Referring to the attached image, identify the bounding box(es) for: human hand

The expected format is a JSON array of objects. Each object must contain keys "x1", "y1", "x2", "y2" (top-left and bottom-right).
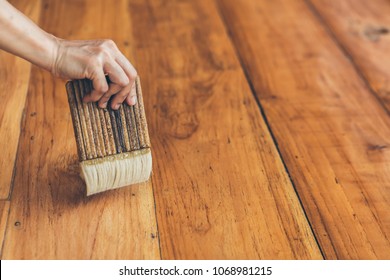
[
  {"x1": 52, "y1": 38, "x2": 137, "y2": 109},
  {"x1": 0, "y1": 1, "x2": 137, "y2": 109}
]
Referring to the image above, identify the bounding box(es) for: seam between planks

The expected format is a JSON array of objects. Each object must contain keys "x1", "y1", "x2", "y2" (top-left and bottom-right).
[
  {"x1": 130, "y1": 52, "x2": 162, "y2": 258},
  {"x1": 0, "y1": 105, "x2": 29, "y2": 258},
  {"x1": 0, "y1": 0, "x2": 41, "y2": 258},
  {"x1": 214, "y1": 0, "x2": 326, "y2": 259},
  {"x1": 151, "y1": 178, "x2": 163, "y2": 260},
  {"x1": 0, "y1": 68, "x2": 32, "y2": 260},
  {"x1": 304, "y1": 0, "x2": 390, "y2": 115},
  {"x1": 0, "y1": 201, "x2": 11, "y2": 259},
  {"x1": 7, "y1": 102, "x2": 29, "y2": 201}
]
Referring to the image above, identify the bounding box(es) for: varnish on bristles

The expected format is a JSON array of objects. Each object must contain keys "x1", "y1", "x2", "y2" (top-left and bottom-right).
[{"x1": 66, "y1": 77, "x2": 152, "y2": 195}]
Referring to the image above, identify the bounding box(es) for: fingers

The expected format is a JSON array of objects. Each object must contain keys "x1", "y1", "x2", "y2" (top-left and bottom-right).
[
  {"x1": 113, "y1": 49, "x2": 138, "y2": 107},
  {"x1": 80, "y1": 39, "x2": 138, "y2": 109},
  {"x1": 110, "y1": 85, "x2": 132, "y2": 110},
  {"x1": 116, "y1": 52, "x2": 138, "y2": 83},
  {"x1": 83, "y1": 70, "x2": 108, "y2": 103},
  {"x1": 125, "y1": 82, "x2": 137, "y2": 106},
  {"x1": 97, "y1": 83, "x2": 122, "y2": 108},
  {"x1": 104, "y1": 60, "x2": 129, "y2": 87},
  {"x1": 100, "y1": 81, "x2": 136, "y2": 109}
]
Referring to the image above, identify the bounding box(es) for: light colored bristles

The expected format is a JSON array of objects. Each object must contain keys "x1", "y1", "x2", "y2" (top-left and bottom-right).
[{"x1": 80, "y1": 148, "x2": 152, "y2": 195}]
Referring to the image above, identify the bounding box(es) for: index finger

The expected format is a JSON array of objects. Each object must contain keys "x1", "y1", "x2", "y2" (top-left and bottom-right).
[
  {"x1": 83, "y1": 70, "x2": 108, "y2": 102},
  {"x1": 115, "y1": 51, "x2": 138, "y2": 81}
]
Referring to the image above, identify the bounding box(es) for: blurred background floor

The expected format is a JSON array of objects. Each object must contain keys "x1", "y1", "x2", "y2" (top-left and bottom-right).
[{"x1": 0, "y1": 0, "x2": 389, "y2": 259}]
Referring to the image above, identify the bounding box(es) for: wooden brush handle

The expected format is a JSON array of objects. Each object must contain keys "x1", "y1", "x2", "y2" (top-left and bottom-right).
[{"x1": 66, "y1": 77, "x2": 151, "y2": 162}]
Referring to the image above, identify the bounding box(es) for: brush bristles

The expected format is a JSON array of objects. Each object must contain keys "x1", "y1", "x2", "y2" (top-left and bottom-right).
[
  {"x1": 66, "y1": 77, "x2": 152, "y2": 195},
  {"x1": 80, "y1": 148, "x2": 152, "y2": 195}
]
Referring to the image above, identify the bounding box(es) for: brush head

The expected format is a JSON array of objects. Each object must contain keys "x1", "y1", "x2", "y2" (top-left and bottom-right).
[{"x1": 66, "y1": 77, "x2": 152, "y2": 195}]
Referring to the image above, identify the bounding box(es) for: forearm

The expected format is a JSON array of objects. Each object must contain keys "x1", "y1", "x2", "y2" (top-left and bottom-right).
[
  {"x1": 0, "y1": 0, "x2": 137, "y2": 109},
  {"x1": 0, "y1": 0, "x2": 57, "y2": 71}
]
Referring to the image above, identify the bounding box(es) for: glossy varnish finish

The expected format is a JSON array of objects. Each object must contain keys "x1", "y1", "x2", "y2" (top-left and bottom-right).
[
  {"x1": 0, "y1": 0, "x2": 389, "y2": 259},
  {"x1": 131, "y1": 0, "x2": 321, "y2": 259},
  {"x1": 0, "y1": 0, "x2": 40, "y2": 199},
  {"x1": 1, "y1": 0, "x2": 159, "y2": 259},
  {"x1": 0, "y1": 0, "x2": 41, "y2": 257},
  {"x1": 2, "y1": 0, "x2": 322, "y2": 259},
  {"x1": 308, "y1": 0, "x2": 390, "y2": 112},
  {"x1": 218, "y1": 0, "x2": 390, "y2": 259},
  {"x1": 0, "y1": 202, "x2": 10, "y2": 256}
]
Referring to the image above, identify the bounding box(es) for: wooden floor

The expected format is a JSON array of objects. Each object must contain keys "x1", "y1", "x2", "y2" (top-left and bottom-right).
[{"x1": 0, "y1": 0, "x2": 389, "y2": 259}]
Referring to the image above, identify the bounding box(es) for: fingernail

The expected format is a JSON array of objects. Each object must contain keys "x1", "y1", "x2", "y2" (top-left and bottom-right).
[
  {"x1": 114, "y1": 103, "x2": 121, "y2": 110},
  {"x1": 102, "y1": 102, "x2": 108, "y2": 108},
  {"x1": 130, "y1": 95, "x2": 137, "y2": 105}
]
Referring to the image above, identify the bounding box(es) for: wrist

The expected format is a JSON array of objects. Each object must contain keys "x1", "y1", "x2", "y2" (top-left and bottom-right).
[
  {"x1": 47, "y1": 34, "x2": 62, "y2": 76},
  {"x1": 0, "y1": 0, "x2": 61, "y2": 73}
]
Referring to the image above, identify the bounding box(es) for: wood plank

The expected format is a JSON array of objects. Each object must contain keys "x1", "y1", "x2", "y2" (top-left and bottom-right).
[
  {"x1": 308, "y1": 0, "x2": 390, "y2": 112},
  {"x1": 218, "y1": 0, "x2": 390, "y2": 259},
  {"x1": 2, "y1": 0, "x2": 159, "y2": 259},
  {"x1": 0, "y1": 201, "x2": 10, "y2": 258},
  {"x1": 0, "y1": 0, "x2": 41, "y2": 199},
  {"x1": 131, "y1": 0, "x2": 322, "y2": 259}
]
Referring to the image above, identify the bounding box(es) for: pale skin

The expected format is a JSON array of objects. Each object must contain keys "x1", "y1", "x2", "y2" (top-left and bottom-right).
[{"x1": 0, "y1": 0, "x2": 137, "y2": 110}]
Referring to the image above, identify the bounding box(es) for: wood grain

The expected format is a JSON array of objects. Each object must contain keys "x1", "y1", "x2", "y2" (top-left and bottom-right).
[
  {"x1": 0, "y1": 201, "x2": 10, "y2": 258},
  {"x1": 0, "y1": 0, "x2": 41, "y2": 199},
  {"x1": 218, "y1": 0, "x2": 390, "y2": 259},
  {"x1": 2, "y1": 0, "x2": 159, "y2": 259},
  {"x1": 308, "y1": 0, "x2": 390, "y2": 112},
  {"x1": 131, "y1": 0, "x2": 322, "y2": 259},
  {"x1": 66, "y1": 78, "x2": 149, "y2": 159}
]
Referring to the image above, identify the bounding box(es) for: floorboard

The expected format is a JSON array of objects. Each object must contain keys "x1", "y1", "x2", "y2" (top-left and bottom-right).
[
  {"x1": 218, "y1": 0, "x2": 390, "y2": 259},
  {"x1": 308, "y1": 0, "x2": 390, "y2": 112},
  {"x1": 131, "y1": 0, "x2": 322, "y2": 259},
  {"x1": 0, "y1": 0, "x2": 40, "y2": 199},
  {"x1": 1, "y1": 0, "x2": 159, "y2": 259},
  {"x1": 0, "y1": 201, "x2": 10, "y2": 257}
]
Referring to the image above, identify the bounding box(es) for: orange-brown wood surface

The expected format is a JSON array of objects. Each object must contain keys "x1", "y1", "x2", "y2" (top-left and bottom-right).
[
  {"x1": 0, "y1": 201, "x2": 10, "y2": 255},
  {"x1": 1, "y1": 0, "x2": 159, "y2": 259},
  {"x1": 1, "y1": 0, "x2": 389, "y2": 260},
  {"x1": 0, "y1": 0, "x2": 40, "y2": 199},
  {"x1": 0, "y1": 0, "x2": 323, "y2": 259},
  {"x1": 2, "y1": 68, "x2": 160, "y2": 259},
  {"x1": 308, "y1": 0, "x2": 390, "y2": 111},
  {"x1": 131, "y1": 0, "x2": 321, "y2": 259},
  {"x1": 218, "y1": 0, "x2": 390, "y2": 259}
]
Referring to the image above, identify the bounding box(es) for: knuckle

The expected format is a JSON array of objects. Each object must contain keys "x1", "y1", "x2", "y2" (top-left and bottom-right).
[
  {"x1": 111, "y1": 75, "x2": 129, "y2": 87},
  {"x1": 103, "y1": 39, "x2": 116, "y2": 49},
  {"x1": 102, "y1": 95, "x2": 110, "y2": 102},
  {"x1": 119, "y1": 90, "x2": 130, "y2": 97},
  {"x1": 93, "y1": 45, "x2": 110, "y2": 58},
  {"x1": 129, "y1": 69, "x2": 137, "y2": 79},
  {"x1": 98, "y1": 97, "x2": 109, "y2": 106},
  {"x1": 89, "y1": 94, "x2": 101, "y2": 102},
  {"x1": 86, "y1": 57, "x2": 102, "y2": 71},
  {"x1": 97, "y1": 49, "x2": 110, "y2": 61},
  {"x1": 95, "y1": 83, "x2": 108, "y2": 94},
  {"x1": 108, "y1": 84, "x2": 121, "y2": 94},
  {"x1": 101, "y1": 84, "x2": 109, "y2": 93},
  {"x1": 118, "y1": 77, "x2": 129, "y2": 87}
]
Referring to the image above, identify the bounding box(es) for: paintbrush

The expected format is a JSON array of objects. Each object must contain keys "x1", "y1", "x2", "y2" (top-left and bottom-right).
[{"x1": 66, "y1": 77, "x2": 152, "y2": 195}]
